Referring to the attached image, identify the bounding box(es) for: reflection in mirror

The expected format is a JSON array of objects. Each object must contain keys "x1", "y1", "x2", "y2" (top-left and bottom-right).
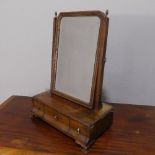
[{"x1": 55, "y1": 16, "x2": 100, "y2": 104}]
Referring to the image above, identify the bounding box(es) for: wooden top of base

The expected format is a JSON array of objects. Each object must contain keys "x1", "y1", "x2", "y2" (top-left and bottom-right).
[{"x1": 33, "y1": 91, "x2": 113, "y2": 127}]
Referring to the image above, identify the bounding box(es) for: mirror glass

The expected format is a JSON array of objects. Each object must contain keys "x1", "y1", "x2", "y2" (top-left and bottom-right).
[{"x1": 55, "y1": 16, "x2": 100, "y2": 104}]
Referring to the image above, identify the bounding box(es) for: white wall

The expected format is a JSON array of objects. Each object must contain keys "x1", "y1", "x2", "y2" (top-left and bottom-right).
[{"x1": 0, "y1": 0, "x2": 155, "y2": 105}]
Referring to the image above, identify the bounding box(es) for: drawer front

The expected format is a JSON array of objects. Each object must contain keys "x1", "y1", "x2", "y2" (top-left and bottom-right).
[
  {"x1": 44, "y1": 106, "x2": 69, "y2": 133},
  {"x1": 32, "y1": 101, "x2": 44, "y2": 117},
  {"x1": 69, "y1": 120, "x2": 88, "y2": 142}
]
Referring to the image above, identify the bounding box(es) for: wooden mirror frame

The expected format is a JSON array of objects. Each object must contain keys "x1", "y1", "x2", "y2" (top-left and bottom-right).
[{"x1": 51, "y1": 11, "x2": 109, "y2": 110}]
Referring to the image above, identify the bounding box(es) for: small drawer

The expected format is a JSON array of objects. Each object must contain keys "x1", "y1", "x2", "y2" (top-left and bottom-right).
[
  {"x1": 44, "y1": 106, "x2": 69, "y2": 133},
  {"x1": 69, "y1": 120, "x2": 88, "y2": 141},
  {"x1": 32, "y1": 101, "x2": 44, "y2": 117}
]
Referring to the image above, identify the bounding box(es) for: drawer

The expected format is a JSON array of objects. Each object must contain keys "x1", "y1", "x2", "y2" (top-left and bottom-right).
[
  {"x1": 32, "y1": 101, "x2": 44, "y2": 117},
  {"x1": 44, "y1": 106, "x2": 69, "y2": 133},
  {"x1": 69, "y1": 119, "x2": 88, "y2": 142}
]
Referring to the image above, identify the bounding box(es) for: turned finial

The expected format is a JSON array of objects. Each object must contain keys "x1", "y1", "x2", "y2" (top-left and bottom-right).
[
  {"x1": 55, "y1": 12, "x2": 57, "y2": 17},
  {"x1": 105, "y1": 10, "x2": 109, "y2": 16}
]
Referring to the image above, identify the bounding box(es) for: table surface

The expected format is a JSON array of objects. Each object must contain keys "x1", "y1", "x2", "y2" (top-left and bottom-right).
[{"x1": 0, "y1": 96, "x2": 155, "y2": 155}]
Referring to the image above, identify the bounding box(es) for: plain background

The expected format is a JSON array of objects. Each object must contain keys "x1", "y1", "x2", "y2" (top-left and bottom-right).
[{"x1": 0, "y1": 0, "x2": 155, "y2": 105}]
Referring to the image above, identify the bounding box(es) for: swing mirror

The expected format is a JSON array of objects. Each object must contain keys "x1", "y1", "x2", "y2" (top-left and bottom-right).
[{"x1": 51, "y1": 11, "x2": 108, "y2": 109}]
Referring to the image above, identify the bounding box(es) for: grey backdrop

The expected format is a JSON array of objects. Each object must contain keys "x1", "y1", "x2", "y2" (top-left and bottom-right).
[{"x1": 0, "y1": 0, "x2": 155, "y2": 105}]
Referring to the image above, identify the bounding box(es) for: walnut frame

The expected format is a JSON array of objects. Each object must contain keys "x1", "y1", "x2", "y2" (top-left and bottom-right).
[{"x1": 50, "y1": 11, "x2": 109, "y2": 110}]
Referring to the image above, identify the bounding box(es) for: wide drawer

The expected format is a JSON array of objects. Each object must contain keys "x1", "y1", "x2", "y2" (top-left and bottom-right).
[{"x1": 43, "y1": 106, "x2": 69, "y2": 133}]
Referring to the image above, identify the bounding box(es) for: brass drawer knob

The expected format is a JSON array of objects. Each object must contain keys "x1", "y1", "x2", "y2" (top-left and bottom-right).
[
  {"x1": 54, "y1": 115, "x2": 58, "y2": 120},
  {"x1": 76, "y1": 128, "x2": 80, "y2": 134}
]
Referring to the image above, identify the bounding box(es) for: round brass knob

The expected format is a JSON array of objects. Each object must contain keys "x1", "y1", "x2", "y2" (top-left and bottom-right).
[
  {"x1": 76, "y1": 128, "x2": 80, "y2": 134},
  {"x1": 54, "y1": 115, "x2": 58, "y2": 120}
]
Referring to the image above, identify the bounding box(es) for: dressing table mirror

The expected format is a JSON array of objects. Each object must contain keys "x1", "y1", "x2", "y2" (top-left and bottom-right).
[{"x1": 32, "y1": 10, "x2": 113, "y2": 150}]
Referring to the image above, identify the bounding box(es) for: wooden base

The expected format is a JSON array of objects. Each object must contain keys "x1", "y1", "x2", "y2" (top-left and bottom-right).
[{"x1": 32, "y1": 91, "x2": 113, "y2": 150}]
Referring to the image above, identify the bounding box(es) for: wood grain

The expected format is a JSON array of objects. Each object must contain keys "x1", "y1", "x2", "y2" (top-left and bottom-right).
[
  {"x1": 0, "y1": 96, "x2": 15, "y2": 110},
  {"x1": 0, "y1": 147, "x2": 52, "y2": 155},
  {"x1": 0, "y1": 96, "x2": 155, "y2": 154}
]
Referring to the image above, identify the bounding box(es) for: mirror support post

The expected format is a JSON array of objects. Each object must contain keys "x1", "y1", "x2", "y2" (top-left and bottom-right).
[
  {"x1": 51, "y1": 13, "x2": 58, "y2": 93},
  {"x1": 94, "y1": 14, "x2": 109, "y2": 112}
]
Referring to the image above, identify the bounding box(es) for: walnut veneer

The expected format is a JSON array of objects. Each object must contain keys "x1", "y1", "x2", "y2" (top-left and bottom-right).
[{"x1": 32, "y1": 91, "x2": 113, "y2": 149}]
